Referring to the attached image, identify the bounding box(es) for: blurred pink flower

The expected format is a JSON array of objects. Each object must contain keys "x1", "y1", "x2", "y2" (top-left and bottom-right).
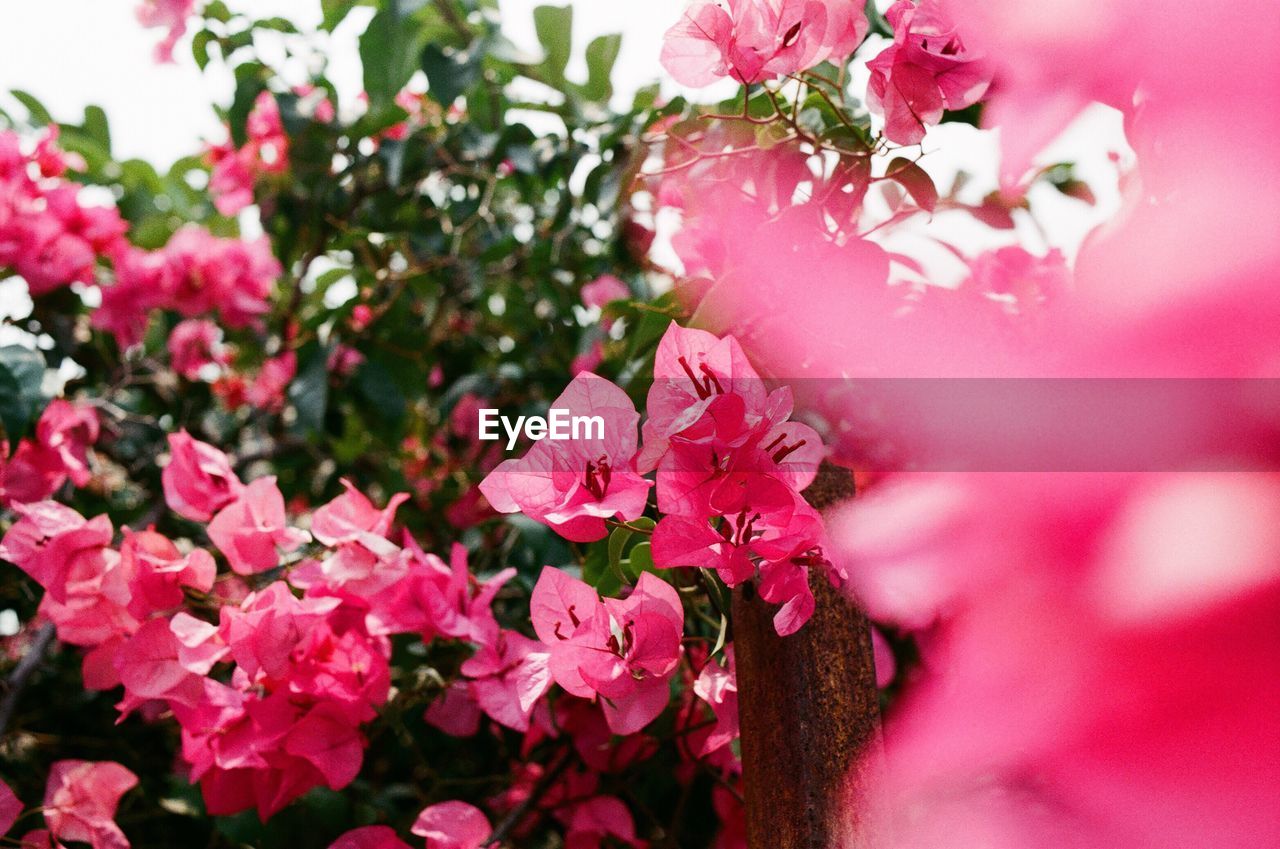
[{"x1": 662, "y1": 0, "x2": 867, "y2": 87}]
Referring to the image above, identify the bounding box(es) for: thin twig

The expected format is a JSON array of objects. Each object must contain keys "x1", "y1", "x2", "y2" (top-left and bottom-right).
[
  {"x1": 484, "y1": 747, "x2": 573, "y2": 847},
  {"x1": 0, "y1": 622, "x2": 57, "y2": 737}
]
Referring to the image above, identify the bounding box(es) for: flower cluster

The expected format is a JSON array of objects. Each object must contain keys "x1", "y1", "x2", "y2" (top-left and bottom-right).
[
  {"x1": 0, "y1": 400, "x2": 99, "y2": 508},
  {"x1": 646, "y1": 325, "x2": 830, "y2": 635},
  {"x1": 93, "y1": 224, "x2": 282, "y2": 349},
  {"x1": 661, "y1": 0, "x2": 868, "y2": 87},
  {"x1": 206, "y1": 92, "x2": 290, "y2": 216},
  {"x1": 0, "y1": 431, "x2": 511, "y2": 821},
  {"x1": 0, "y1": 128, "x2": 128, "y2": 296},
  {"x1": 661, "y1": 0, "x2": 991, "y2": 145}
]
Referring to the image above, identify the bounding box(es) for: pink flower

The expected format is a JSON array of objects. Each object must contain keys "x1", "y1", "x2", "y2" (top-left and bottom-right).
[
  {"x1": 329, "y1": 827, "x2": 413, "y2": 849},
  {"x1": 637, "y1": 323, "x2": 787, "y2": 472},
  {"x1": 662, "y1": 0, "x2": 868, "y2": 87},
  {"x1": 866, "y1": 0, "x2": 991, "y2": 145},
  {"x1": 0, "y1": 439, "x2": 66, "y2": 506},
  {"x1": 207, "y1": 476, "x2": 309, "y2": 575},
  {"x1": 581, "y1": 274, "x2": 630, "y2": 310},
  {"x1": 168, "y1": 319, "x2": 225, "y2": 380},
  {"x1": 161, "y1": 431, "x2": 245, "y2": 522},
  {"x1": 162, "y1": 226, "x2": 281, "y2": 329},
  {"x1": 92, "y1": 247, "x2": 172, "y2": 349},
  {"x1": 570, "y1": 340, "x2": 605, "y2": 376},
  {"x1": 207, "y1": 92, "x2": 290, "y2": 215},
  {"x1": 0, "y1": 501, "x2": 114, "y2": 604},
  {"x1": 411, "y1": 801, "x2": 490, "y2": 849},
  {"x1": 33, "y1": 400, "x2": 98, "y2": 487},
  {"x1": 135, "y1": 0, "x2": 195, "y2": 63},
  {"x1": 43, "y1": 760, "x2": 138, "y2": 849},
  {"x1": 0, "y1": 777, "x2": 21, "y2": 836},
  {"x1": 693, "y1": 647, "x2": 739, "y2": 754},
  {"x1": 479, "y1": 372, "x2": 652, "y2": 543},
  {"x1": 832, "y1": 472, "x2": 1280, "y2": 849},
  {"x1": 459, "y1": 629, "x2": 552, "y2": 732},
  {"x1": 119, "y1": 527, "x2": 216, "y2": 618},
  {"x1": 246, "y1": 352, "x2": 297, "y2": 412},
  {"x1": 532, "y1": 568, "x2": 683, "y2": 735}
]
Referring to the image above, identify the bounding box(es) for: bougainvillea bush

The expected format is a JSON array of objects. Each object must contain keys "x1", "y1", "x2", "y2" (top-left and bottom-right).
[{"x1": 1, "y1": 1, "x2": 1277, "y2": 848}]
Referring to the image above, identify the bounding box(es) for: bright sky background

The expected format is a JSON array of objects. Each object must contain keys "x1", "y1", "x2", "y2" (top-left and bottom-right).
[{"x1": 0, "y1": 0, "x2": 712, "y2": 167}]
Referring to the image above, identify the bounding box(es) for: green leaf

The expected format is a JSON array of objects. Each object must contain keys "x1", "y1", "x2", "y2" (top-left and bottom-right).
[
  {"x1": 583, "y1": 539, "x2": 621, "y2": 597},
  {"x1": 532, "y1": 5, "x2": 572, "y2": 84},
  {"x1": 360, "y1": 0, "x2": 427, "y2": 113},
  {"x1": 582, "y1": 34, "x2": 621, "y2": 102},
  {"x1": 321, "y1": 0, "x2": 362, "y2": 31},
  {"x1": 421, "y1": 43, "x2": 480, "y2": 106},
  {"x1": 607, "y1": 525, "x2": 632, "y2": 574},
  {"x1": 10, "y1": 90, "x2": 52, "y2": 126},
  {"x1": 0, "y1": 346, "x2": 46, "y2": 440},
  {"x1": 81, "y1": 105, "x2": 111, "y2": 155},
  {"x1": 623, "y1": 541, "x2": 654, "y2": 581},
  {"x1": 287, "y1": 344, "x2": 330, "y2": 434},
  {"x1": 886, "y1": 157, "x2": 938, "y2": 213}
]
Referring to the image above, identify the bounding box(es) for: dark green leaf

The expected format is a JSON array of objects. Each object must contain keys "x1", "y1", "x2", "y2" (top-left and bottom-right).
[
  {"x1": 421, "y1": 43, "x2": 481, "y2": 106},
  {"x1": 582, "y1": 34, "x2": 621, "y2": 103},
  {"x1": 0, "y1": 345, "x2": 46, "y2": 440},
  {"x1": 360, "y1": 0, "x2": 427, "y2": 112},
  {"x1": 532, "y1": 5, "x2": 572, "y2": 84}
]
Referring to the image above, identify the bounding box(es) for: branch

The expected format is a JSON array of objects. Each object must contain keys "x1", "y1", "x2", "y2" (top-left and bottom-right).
[
  {"x1": 484, "y1": 747, "x2": 573, "y2": 847},
  {"x1": 0, "y1": 622, "x2": 57, "y2": 737}
]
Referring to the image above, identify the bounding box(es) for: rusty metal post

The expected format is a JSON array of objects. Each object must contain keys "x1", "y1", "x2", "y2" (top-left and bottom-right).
[{"x1": 732, "y1": 462, "x2": 883, "y2": 849}]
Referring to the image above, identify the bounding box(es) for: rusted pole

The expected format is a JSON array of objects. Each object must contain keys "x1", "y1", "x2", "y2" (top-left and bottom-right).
[{"x1": 732, "y1": 462, "x2": 883, "y2": 849}]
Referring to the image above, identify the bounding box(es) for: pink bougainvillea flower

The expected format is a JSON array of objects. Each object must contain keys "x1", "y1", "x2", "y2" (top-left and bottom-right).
[
  {"x1": 0, "y1": 501, "x2": 114, "y2": 604},
  {"x1": 113, "y1": 617, "x2": 205, "y2": 713},
  {"x1": 311, "y1": 479, "x2": 409, "y2": 549},
  {"x1": 866, "y1": 0, "x2": 991, "y2": 145},
  {"x1": 161, "y1": 430, "x2": 245, "y2": 522},
  {"x1": 831, "y1": 472, "x2": 1280, "y2": 849},
  {"x1": 167, "y1": 319, "x2": 226, "y2": 380},
  {"x1": 0, "y1": 438, "x2": 66, "y2": 507},
  {"x1": 207, "y1": 476, "x2": 309, "y2": 575},
  {"x1": 661, "y1": 0, "x2": 868, "y2": 87},
  {"x1": 119, "y1": 527, "x2": 216, "y2": 618},
  {"x1": 219, "y1": 583, "x2": 341, "y2": 681},
  {"x1": 35, "y1": 400, "x2": 98, "y2": 487},
  {"x1": 532, "y1": 567, "x2": 683, "y2": 734},
  {"x1": 207, "y1": 92, "x2": 290, "y2": 216},
  {"x1": 581, "y1": 273, "x2": 630, "y2": 313},
  {"x1": 479, "y1": 372, "x2": 651, "y2": 543},
  {"x1": 246, "y1": 351, "x2": 297, "y2": 413},
  {"x1": 459, "y1": 629, "x2": 552, "y2": 732},
  {"x1": 693, "y1": 647, "x2": 739, "y2": 754},
  {"x1": 162, "y1": 225, "x2": 282, "y2": 329},
  {"x1": 43, "y1": 760, "x2": 138, "y2": 849},
  {"x1": 562, "y1": 795, "x2": 644, "y2": 849},
  {"x1": 328, "y1": 826, "x2": 413, "y2": 849},
  {"x1": 0, "y1": 777, "x2": 21, "y2": 835},
  {"x1": 411, "y1": 800, "x2": 491, "y2": 849},
  {"x1": 135, "y1": 0, "x2": 195, "y2": 63}
]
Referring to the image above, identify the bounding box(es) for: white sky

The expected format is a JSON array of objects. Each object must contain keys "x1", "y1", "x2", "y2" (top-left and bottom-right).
[{"x1": 0, "y1": 0, "x2": 709, "y2": 166}]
